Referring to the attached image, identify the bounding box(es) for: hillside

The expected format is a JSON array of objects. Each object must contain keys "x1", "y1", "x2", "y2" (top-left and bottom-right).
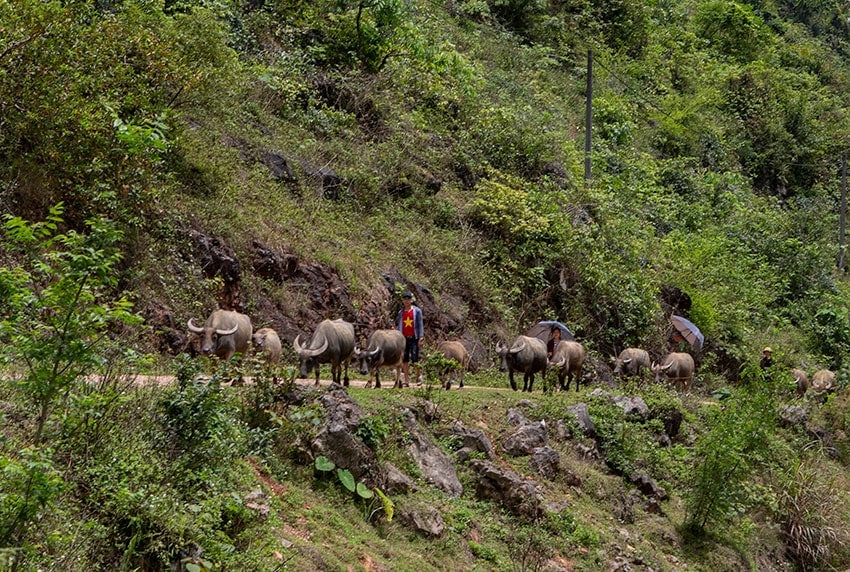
[{"x1": 1, "y1": 0, "x2": 850, "y2": 570}]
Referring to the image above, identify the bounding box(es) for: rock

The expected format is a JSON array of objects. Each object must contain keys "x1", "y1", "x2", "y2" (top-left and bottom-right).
[
  {"x1": 502, "y1": 421, "x2": 548, "y2": 456},
  {"x1": 613, "y1": 395, "x2": 650, "y2": 420},
  {"x1": 507, "y1": 407, "x2": 528, "y2": 427},
  {"x1": 629, "y1": 473, "x2": 667, "y2": 501},
  {"x1": 310, "y1": 388, "x2": 380, "y2": 484},
  {"x1": 261, "y1": 151, "x2": 295, "y2": 182},
  {"x1": 446, "y1": 421, "x2": 494, "y2": 460},
  {"x1": 564, "y1": 403, "x2": 595, "y2": 437},
  {"x1": 400, "y1": 409, "x2": 462, "y2": 497},
  {"x1": 529, "y1": 446, "x2": 560, "y2": 479},
  {"x1": 244, "y1": 490, "x2": 270, "y2": 517},
  {"x1": 396, "y1": 504, "x2": 445, "y2": 538},
  {"x1": 779, "y1": 405, "x2": 808, "y2": 427},
  {"x1": 468, "y1": 459, "x2": 544, "y2": 521},
  {"x1": 382, "y1": 462, "x2": 417, "y2": 495}
]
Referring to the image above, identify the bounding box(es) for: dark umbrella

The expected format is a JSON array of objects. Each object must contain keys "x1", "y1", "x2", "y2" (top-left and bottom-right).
[
  {"x1": 671, "y1": 315, "x2": 704, "y2": 350},
  {"x1": 526, "y1": 320, "x2": 574, "y2": 342}
]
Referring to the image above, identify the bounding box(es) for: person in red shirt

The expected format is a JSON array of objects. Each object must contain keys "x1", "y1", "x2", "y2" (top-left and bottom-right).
[{"x1": 396, "y1": 290, "x2": 424, "y2": 386}]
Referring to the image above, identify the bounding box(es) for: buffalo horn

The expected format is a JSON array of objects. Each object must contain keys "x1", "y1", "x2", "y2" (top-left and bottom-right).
[
  {"x1": 187, "y1": 318, "x2": 205, "y2": 334},
  {"x1": 509, "y1": 341, "x2": 526, "y2": 354},
  {"x1": 297, "y1": 334, "x2": 329, "y2": 357},
  {"x1": 622, "y1": 358, "x2": 632, "y2": 364},
  {"x1": 215, "y1": 324, "x2": 239, "y2": 336},
  {"x1": 368, "y1": 347, "x2": 381, "y2": 357},
  {"x1": 293, "y1": 334, "x2": 303, "y2": 352}
]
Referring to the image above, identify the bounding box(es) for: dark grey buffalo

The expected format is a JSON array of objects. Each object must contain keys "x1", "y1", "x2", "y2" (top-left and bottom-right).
[
  {"x1": 652, "y1": 352, "x2": 695, "y2": 391},
  {"x1": 613, "y1": 348, "x2": 650, "y2": 378},
  {"x1": 434, "y1": 340, "x2": 470, "y2": 390},
  {"x1": 549, "y1": 340, "x2": 585, "y2": 391},
  {"x1": 252, "y1": 327, "x2": 282, "y2": 365},
  {"x1": 496, "y1": 335, "x2": 548, "y2": 392},
  {"x1": 187, "y1": 310, "x2": 253, "y2": 361},
  {"x1": 353, "y1": 329, "x2": 405, "y2": 389},
  {"x1": 294, "y1": 319, "x2": 355, "y2": 386}
]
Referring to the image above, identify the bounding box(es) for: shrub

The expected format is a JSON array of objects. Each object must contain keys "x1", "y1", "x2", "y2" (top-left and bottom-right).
[{"x1": 684, "y1": 369, "x2": 781, "y2": 534}]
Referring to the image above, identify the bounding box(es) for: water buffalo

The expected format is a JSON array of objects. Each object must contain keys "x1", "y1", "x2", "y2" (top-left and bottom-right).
[
  {"x1": 353, "y1": 329, "x2": 404, "y2": 389},
  {"x1": 810, "y1": 369, "x2": 836, "y2": 393},
  {"x1": 252, "y1": 327, "x2": 282, "y2": 365},
  {"x1": 652, "y1": 352, "x2": 695, "y2": 391},
  {"x1": 187, "y1": 310, "x2": 253, "y2": 361},
  {"x1": 613, "y1": 348, "x2": 650, "y2": 378},
  {"x1": 549, "y1": 340, "x2": 585, "y2": 391},
  {"x1": 294, "y1": 319, "x2": 355, "y2": 386},
  {"x1": 434, "y1": 340, "x2": 470, "y2": 390},
  {"x1": 496, "y1": 335, "x2": 548, "y2": 392},
  {"x1": 791, "y1": 368, "x2": 808, "y2": 397}
]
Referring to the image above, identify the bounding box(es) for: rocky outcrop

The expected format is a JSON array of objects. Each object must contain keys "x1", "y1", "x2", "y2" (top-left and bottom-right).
[
  {"x1": 502, "y1": 421, "x2": 548, "y2": 456},
  {"x1": 400, "y1": 409, "x2": 463, "y2": 497},
  {"x1": 468, "y1": 459, "x2": 544, "y2": 521}
]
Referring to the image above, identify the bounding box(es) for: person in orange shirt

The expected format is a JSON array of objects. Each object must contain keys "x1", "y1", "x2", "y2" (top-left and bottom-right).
[{"x1": 396, "y1": 291, "x2": 424, "y2": 386}]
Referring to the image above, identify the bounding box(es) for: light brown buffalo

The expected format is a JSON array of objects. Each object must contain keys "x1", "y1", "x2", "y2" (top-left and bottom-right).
[
  {"x1": 252, "y1": 327, "x2": 282, "y2": 365},
  {"x1": 434, "y1": 341, "x2": 470, "y2": 390},
  {"x1": 810, "y1": 369, "x2": 836, "y2": 393},
  {"x1": 549, "y1": 340, "x2": 585, "y2": 392},
  {"x1": 613, "y1": 348, "x2": 651, "y2": 378},
  {"x1": 188, "y1": 309, "x2": 253, "y2": 361},
  {"x1": 652, "y1": 352, "x2": 695, "y2": 391}
]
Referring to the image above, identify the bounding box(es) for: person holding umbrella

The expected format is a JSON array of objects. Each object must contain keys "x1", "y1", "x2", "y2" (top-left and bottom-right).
[{"x1": 547, "y1": 326, "x2": 562, "y2": 358}]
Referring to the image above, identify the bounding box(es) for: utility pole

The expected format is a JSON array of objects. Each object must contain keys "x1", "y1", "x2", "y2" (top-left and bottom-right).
[
  {"x1": 584, "y1": 49, "x2": 593, "y2": 186},
  {"x1": 839, "y1": 154, "x2": 847, "y2": 270}
]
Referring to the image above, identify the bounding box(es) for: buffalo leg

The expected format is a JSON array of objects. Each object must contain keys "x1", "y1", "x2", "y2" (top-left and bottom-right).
[
  {"x1": 524, "y1": 373, "x2": 533, "y2": 392},
  {"x1": 343, "y1": 360, "x2": 350, "y2": 387},
  {"x1": 509, "y1": 371, "x2": 517, "y2": 391},
  {"x1": 375, "y1": 371, "x2": 381, "y2": 389}
]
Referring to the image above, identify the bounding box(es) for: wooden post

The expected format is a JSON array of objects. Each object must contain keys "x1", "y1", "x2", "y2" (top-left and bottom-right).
[
  {"x1": 839, "y1": 154, "x2": 847, "y2": 270},
  {"x1": 584, "y1": 49, "x2": 593, "y2": 186}
]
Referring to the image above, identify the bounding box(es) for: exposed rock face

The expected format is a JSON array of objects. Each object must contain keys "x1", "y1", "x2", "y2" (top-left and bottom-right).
[
  {"x1": 396, "y1": 503, "x2": 445, "y2": 538},
  {"x1": 382, "y1": 463, "x2": 417, "y2": 495},
  {"x1": 309, "y1": 388, "x2": 380, "y2": 485},
  {"x1": 444, "y1": 421, "x2": 494, "y2": 461},
  {"x1": 502, "y1": 421, "x2": 548, "y2": 456},
  {"x1": 779, "y1": 405, "x2": 808, "y2": 427},
  {"x1": 400, "y1": 410, "x2": 463, "y2": 497},
  {"x1": 529, "y1": 446, "x2": 560, "y2": 479},
  {"x1": 563, "y1": 403, "x2": 596, "y2": 437},
  {"x1": 629, "y1": 473, "x2": 667, "y2": 501},
  {"x1": 613, "y1": 395, "x2": 650, "y2": 420},
  {"x1": 468, "y1": 459, "x2": 544, "y2": 521}
]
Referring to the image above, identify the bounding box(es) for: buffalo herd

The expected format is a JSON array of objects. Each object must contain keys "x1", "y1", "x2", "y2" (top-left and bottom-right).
[{"x1": 187, "y1": 309, "x2": 831, "y2": 395}]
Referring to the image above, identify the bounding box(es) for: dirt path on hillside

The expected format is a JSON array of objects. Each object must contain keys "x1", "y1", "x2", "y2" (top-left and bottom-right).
[{"x1": 125, "y1": 373, "x2": 512, "y2": 392}]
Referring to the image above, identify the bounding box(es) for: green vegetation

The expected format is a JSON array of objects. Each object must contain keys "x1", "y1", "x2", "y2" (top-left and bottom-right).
[{"x1": 3, "y1": 0, "x2": 850, "y2": 569}]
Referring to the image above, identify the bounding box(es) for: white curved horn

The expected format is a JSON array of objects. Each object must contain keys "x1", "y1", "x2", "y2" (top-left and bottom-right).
[
  {"x1": 215, "y1": 324, "x2": 239, "y2": 336},
  {"x1": 622, "y1": 358, "x2": 632, "y2": 364},
  {"x1": 187, "y1": 318, "x2": 205, "y2": 334},
  {"x1": 509, "y1": 341, "x2": 526, "y2": 354},
  {"x1": 300, "y1": 335, "x2": 330, "y2": 357}
]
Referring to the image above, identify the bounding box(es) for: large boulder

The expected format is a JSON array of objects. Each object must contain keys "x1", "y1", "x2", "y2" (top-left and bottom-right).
[
  {"x1": 396, "y1": 503, "x2": 445, "y2": 538},
  {"x1": 400, "y1": 410, "x2": 463, "y2": 497},
  {"x1": 443, "y1": 421, "x2": 494, "y2": 461},
  {"x1": 563, "y1": 403, "x2": 595, "y2": 437},
  {"x1": 310, "y1": 388, "x2": 380, "y2": 485},
  {"x1": 502, "y1": 421, "x2": 548, "y2": 456},
  {"x1": 468, "y1": 459, "x2": 544, "y2": 521},
  {"x1": 529, "y1": 446, "x2": 560, "y2": 480}
]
